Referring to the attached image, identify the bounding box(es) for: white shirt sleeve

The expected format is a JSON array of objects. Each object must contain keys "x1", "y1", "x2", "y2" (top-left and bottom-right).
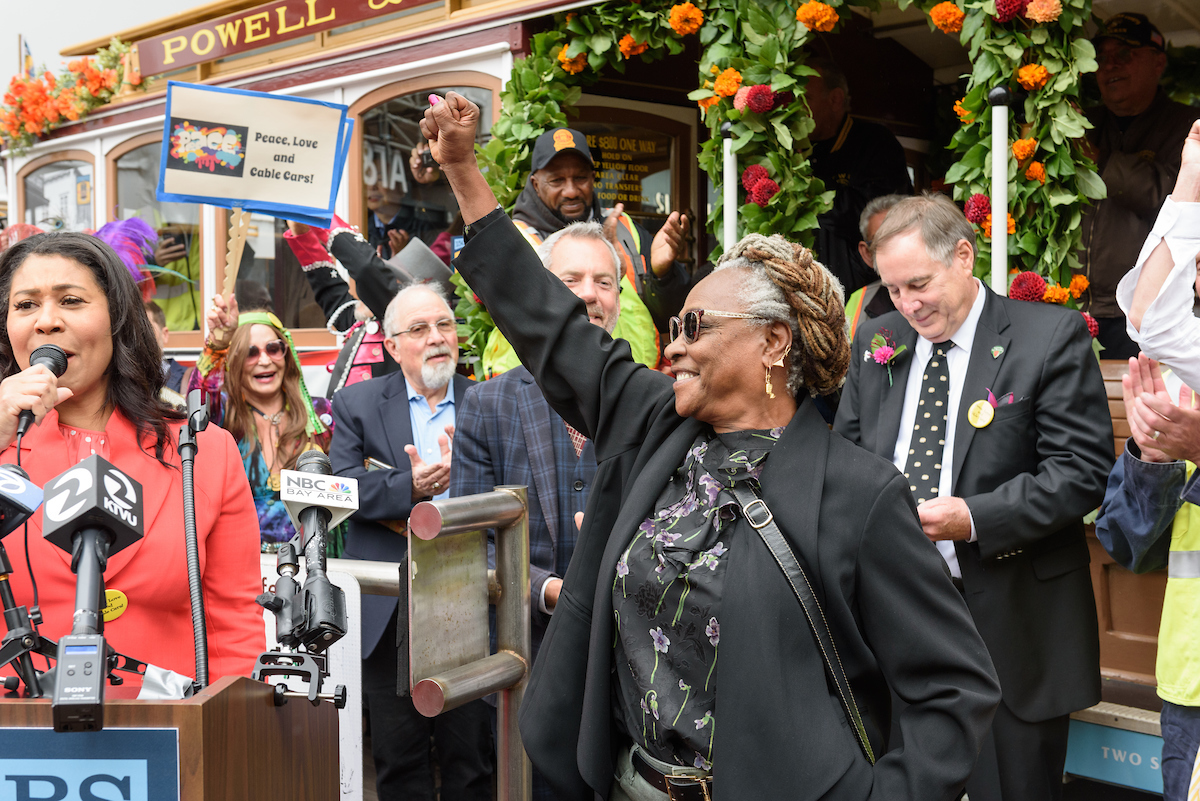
[
  {"x1": 539, "y1": 578, "x2": 554, "y2": 615},
  {"x1": 1117, "y1": 196, "x2": 1200, "y2": 390}
]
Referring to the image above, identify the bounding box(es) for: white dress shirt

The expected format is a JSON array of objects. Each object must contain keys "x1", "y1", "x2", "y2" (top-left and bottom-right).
[
  {"x1": 891, "y1": 279, "x2": 986, "y2": 577},
  {"x1": 1116, "y1": 196, "x2": 1200, "y2": 392}
]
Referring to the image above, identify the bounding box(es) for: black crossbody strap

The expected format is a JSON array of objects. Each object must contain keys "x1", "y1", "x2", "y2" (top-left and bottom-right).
[{"x1": 730, "y1": 483, "x2": 876, "y2": 765}]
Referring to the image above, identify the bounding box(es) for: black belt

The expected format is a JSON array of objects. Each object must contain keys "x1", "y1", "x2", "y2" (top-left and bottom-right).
[{"x1": 631, "y1": 750, "x2": 712, "y2": 801}]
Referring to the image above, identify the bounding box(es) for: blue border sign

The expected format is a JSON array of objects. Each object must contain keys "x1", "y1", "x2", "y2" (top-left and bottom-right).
[
  {"x1": 0, "y1": 727, "x2": 179, "y2": 800},
  {"x1": 156, "y1": 82, "x2": 353, "y2": 227},
  {"x1": 1064, "y1": 719, "x2": 1164, "y2": 794}
]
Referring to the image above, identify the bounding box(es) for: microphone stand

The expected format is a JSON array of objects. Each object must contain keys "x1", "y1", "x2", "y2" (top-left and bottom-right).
[
  {"x1": 178, "y1": 389, "x2": 210, "y2": 688},
  {"x1": 0, "y1": 539, "x2": 50, "y2": 697}
]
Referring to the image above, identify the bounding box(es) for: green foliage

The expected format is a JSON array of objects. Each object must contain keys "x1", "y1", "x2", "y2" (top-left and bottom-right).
[
  {"x1": 1164, "y1": 45, "x2": 1200, "y2": 107},
  {"x1": 928, "y1": 0, "x2": 1101, "y2": 287}
]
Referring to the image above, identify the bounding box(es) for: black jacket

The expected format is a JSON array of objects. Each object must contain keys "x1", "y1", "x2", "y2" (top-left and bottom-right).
[{"x1": 457, "y1": 213, "x2": 1000, "y2": 800}]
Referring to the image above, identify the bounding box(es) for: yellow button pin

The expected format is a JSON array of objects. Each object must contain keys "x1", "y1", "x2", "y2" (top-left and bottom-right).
[
  {"x1": 967, "y1": 399, "x2": 994, "y2": 428},
  {"x1": 103, "y1": 589, "x2": 129, "y2": 622}
]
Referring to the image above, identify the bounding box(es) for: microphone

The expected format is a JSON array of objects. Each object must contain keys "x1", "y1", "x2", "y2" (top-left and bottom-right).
[
  {"x1": 16, "y1": 345, "x2": 68, "y2": 439},
  {"x1": 276, "y1": 450, "x2": 356, "y2": 652},
  {"x1": 41, "y1": 454, "x2": 144, "y2": 732},
  {"x1": 0, "y1": 463, "x2": 43, "y2": 538}
]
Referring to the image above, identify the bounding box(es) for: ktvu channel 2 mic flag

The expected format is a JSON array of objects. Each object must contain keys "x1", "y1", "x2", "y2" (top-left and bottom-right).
[{"x1": 156, "y1": 82, "x2": 354, "y2": 227}]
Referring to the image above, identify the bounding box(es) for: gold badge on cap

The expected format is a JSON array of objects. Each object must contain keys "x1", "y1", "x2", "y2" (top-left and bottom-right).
[
  {"x1": 967, "y1": 399, "x2": 994, "y2": 428},
  {"x1": 552, "y1": 129, "x2": 576, "y2": 151},
  {"x1": 103, "y1": 589, "x2": 129, "y2": 622}
]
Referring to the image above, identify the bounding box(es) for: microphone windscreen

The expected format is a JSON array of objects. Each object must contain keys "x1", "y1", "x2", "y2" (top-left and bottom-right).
[
  {"x1": 296, "y1": 449, "x2": 331, "y2": 475},
  {"x1": 29, "y1": 344, "x2": 67, "y2": 377}
]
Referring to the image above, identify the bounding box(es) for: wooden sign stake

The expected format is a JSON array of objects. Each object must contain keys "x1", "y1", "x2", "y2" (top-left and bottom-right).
[{"x1": 224, "y1": 208, "x2": 251, "y2": 300}]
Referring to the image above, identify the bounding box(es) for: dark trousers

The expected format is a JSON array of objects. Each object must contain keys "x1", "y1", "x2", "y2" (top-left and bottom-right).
[
  {"x1": 965, "y1": 701, "x2": 1070, "y2": 801},
  {"x1": 1096, "y1": 315, "x2": 1140, "y2": 361},
  {"x1": 363, "y1": 609, "x2": 494, "y2": 801},
  {"x1": 1160, "y1": 701, "x2": 1200, "y2": 801}
]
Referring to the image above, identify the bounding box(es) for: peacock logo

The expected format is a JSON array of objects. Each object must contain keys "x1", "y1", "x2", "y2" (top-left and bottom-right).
[{"x1": 329, "y1": 482, "x2": 352, "y2": 495}]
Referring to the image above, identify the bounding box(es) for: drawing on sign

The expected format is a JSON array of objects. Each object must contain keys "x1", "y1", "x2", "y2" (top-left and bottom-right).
[{"x1": 167, "y1": 119, "x2": 249, "y2": 177}]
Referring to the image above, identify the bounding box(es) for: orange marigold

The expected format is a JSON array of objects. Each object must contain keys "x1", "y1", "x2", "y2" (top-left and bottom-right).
[
  {"x1": 1012, "y1": 137, "x2": 1037, "y2": 161},
  {"x1": 980, "y1": 213, "x2": 1017, "y2": 239},
  {"x1": 1068, "y1": 273, "x2": 1089, "y2": 299},
  {"x1": 669, "y1": 2, "x2": 704, "y2": 36},
  {"x1": 698, "y1": 96, "x2": 720, "y2": 115},
  {"x1": 1025, "y1": 161, "x2": 1046, "y2": 184},
  {"x1": 1016, "y1": 63, "x2": 1050, "y2": 91},
  {"x1": 1025, "y1": 0, "x2": 1062, "y2": 23},
  {"x1": 954, "y1": 98, "x2": 974, "y2": 124},
  {"x1": 619, "y1": 34, "x2": 648, "y2": 59},
  {"x1": 796, "y1": 1, "x2": 838, "y2": 32},
  {"x1": 930, "y1": 2, "x2": 965, "y2": 34},
  {"x1": 1043, "y1": 285, "x2": 1070, "y2": 304},
  {"x1": 713, "y1": 68, "x2": 743, "y2": 98},
  {"x1": 557, "y1": 46, "x2": 587, "y2": 75}
]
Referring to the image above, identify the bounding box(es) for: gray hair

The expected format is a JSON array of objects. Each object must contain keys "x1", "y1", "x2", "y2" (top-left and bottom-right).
[
  {"x1": 872, "y1": 192, "x2": 978, "y2": 267},
  {"x1": 383, "y1": 283, "x2": 453, "y2": 338},
  {"x1": 536, "y1": 221, "x2": 622, "y2": 280},
  {"x1": 714, "y1": 233, "x2": 850, "y2": 396},
  {"x1": 858, "y1": 193, "x2": 908, "y2": 242}
]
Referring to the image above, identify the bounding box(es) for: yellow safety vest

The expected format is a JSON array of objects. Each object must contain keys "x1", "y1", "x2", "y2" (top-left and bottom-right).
[{"x1": 1157, "y1": 461, "x2": 1200, "y2": 707}]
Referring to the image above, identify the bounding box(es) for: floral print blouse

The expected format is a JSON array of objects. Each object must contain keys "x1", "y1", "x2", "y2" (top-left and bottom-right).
[{"x1": 612, "y1": 426, "x2": 782, "y2": 770}]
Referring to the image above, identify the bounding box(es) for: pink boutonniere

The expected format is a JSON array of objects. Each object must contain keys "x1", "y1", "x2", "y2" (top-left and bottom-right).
[{"x1": 866, "y1": 329, "x2": 908, "y2": 386}]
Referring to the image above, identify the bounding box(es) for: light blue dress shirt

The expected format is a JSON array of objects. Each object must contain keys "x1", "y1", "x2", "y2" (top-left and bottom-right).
[{"x1": 407, "y1": 378, "x2": 456, "y2": 501}]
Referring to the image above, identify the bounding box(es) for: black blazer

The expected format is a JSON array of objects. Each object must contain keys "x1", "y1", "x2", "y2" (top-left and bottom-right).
[
  {"x1": 330, "y1": 369, "x2": 474, "y2": 658},
  {"x1": 834, "y1": 288, "x2": 1114, "y2": 722},
  {"x1": 456, "y1": 215, "x2": 1001, "y2": 800}
]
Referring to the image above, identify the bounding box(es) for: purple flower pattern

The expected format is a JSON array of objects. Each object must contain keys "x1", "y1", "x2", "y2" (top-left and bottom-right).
[{"x1": 611, "y1": 427, "x2": 780, "y2": 771}]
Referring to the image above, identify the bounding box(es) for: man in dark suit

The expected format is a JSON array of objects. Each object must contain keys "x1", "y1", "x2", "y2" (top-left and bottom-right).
[
  {"x1": 330, "y1": 284, "x2": 490, "y2": 801},
  {"x1": 834, "y1": 193, "x2": 1114, "y2": 801}
]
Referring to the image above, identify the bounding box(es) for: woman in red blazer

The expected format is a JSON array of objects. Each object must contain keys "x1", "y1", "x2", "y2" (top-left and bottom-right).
[{"x1": 0, "y1": 232, "x2": 264, "y2": 692}]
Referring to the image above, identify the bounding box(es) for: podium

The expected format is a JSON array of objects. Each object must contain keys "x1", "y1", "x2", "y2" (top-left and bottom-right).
[{"x1": 0, "y1": 676, "x2": 338, "y2": 800}]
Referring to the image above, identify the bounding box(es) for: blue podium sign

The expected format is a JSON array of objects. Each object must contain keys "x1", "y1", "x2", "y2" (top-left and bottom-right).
[{"x1": 0, "y1": 728, "x2": 178, "y2": 801}]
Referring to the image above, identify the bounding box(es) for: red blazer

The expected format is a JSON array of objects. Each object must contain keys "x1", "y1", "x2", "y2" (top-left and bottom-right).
[{"x1": 0, "y1": 409, "x2": 265, "y2": 689}]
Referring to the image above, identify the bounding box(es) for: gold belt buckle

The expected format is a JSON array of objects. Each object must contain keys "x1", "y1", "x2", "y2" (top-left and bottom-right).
[{"x1": 665, "y1": 774, "x2": 711, "y2": 801}]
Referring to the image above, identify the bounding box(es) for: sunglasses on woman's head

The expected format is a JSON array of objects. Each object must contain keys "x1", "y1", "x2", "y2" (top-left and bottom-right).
[
  {"x1": 246, "y1": 339, "x2": 287, "y2": 361},
  {"x1": 669, "y1": 309, "x2": 764, "y2": 344}
]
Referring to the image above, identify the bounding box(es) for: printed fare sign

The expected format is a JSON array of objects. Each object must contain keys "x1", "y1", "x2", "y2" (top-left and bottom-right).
[{"x1": 157, "y1": 82, "x2": 353, "y2": 226}]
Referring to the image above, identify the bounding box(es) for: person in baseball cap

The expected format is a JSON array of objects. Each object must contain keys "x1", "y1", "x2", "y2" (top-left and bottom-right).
[{"x1": 1094, "y1": 12, "x2": 1166, "y2": 52}]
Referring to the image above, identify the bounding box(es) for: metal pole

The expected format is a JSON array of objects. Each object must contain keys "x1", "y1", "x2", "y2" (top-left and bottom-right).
[
  {"x1": 721, "y1": 121, "x2": 737, "y2": 252},
  {"x1": 410, "y1": 493, "x2": 526, "y2": 538},
  {"x1": 988, "y1": 88, "x2": 1011, "y2": 295},
  {"x1": 494, "y1": 485, "x2": 532, "y2": 801},
  {"x1": 266, "y1": 555, "x2": 502, "y2": 604}
]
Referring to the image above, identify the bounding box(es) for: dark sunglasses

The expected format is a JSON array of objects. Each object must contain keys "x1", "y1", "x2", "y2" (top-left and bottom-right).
[
  {"x1": 246, "y1": 339, "x2": 288, "y2": 361},
  {"x1": 669, "y1": 309, "x2": 763, "y2": 344}
]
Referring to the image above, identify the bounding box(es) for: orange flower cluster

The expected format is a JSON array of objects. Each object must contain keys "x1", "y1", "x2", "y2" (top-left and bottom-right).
[
  {"x1": 1025, "y1": 0, "x2": 1063, "y2": 23},
  {"x1": 954, "y1": 98, "x2": 974, "y2": 124},
  {"x1": 68, "y1": 57, "x2": 118, "y2": 97},
  {"x1": 1025, "y1": 161, "x2": 1046, "y2": 183},
  {"x1": 1043, "y1": 285, "x2": 1070, "y2": 304},
  {"x1": 669, "y1": 2, "x2": 704, "y2": 36},
  {"x1": 1016, "y1": 63, "x2": 1050, "y2": 91},
  {"x1": 558, "y1": 46, "x2": 587, "y2": 74},
  {"x1": 1, "y1": 72, "x2": 82, "y2": 141},
  {"x1": 698, "y1": 95, "x2": 720, "y2": 115},
  {"x1": 1012, "y1": 137, "x2": 1037, "y2": 161},
  {"x1": 980, "y1": 213, "x2": 1017, "y2": 239},
  {"x1": 1068, "y1": 273, "x2": 1089, "y2": 298},
  {"x1": 796, "y1": 1, "x2": 839, "y2": 32},
  {"x1": 619, "y1": 35, "x2": 648, "y2": 59},
  {"x1": 930, "y1": 2, "x2": 965, "y2": 34},
  {"x1": 713, "y1": 68, "x2": 743, "y2": 97}
]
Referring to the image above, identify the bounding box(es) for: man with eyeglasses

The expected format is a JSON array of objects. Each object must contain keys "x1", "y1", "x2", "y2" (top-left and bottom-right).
[
  {"x1": 329, "y1": 284, "x2": 491, "y2": 801},
  {"x1": 1078, "y1": 11, "x2": 1195, "y2": 359}
]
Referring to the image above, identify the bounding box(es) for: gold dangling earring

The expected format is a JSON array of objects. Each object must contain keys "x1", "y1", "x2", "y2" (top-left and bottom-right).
[
  {"x1": 765, "y1": 364, "x2": 775, "y2": 399},
  {"x1": 766, "y1": 344, "x2": 790, "y2": 399}
]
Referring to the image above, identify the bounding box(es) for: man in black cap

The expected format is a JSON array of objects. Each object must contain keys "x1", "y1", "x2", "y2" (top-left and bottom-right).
[
  {"x1": 1078, "y1": 11, "x2": 1196, "y2": 359},
  {"x1": 512, "y1": 127, "x2": 692, "y2": 334}
]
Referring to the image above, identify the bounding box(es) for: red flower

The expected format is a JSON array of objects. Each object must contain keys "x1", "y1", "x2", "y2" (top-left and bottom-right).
[
  {"x1": 994, "y1": 0, "x2": 1028, "y2": 23},
  {"x1": 1080, "y1": 311, "x2": 1099, "y2": 338},
  {"x1": 773, "y1": 90, "x2": 795, "y2": 109},
  {"x1": 751, "y1": 178, "x2": 781, "y2": 207},
  {"x1": 963, "y1": 193, "x2": 990, "y2": 224},
  {"x1": 741, "y1": 164, "x2": 769, "y2": 192},
  {"x1": 1008, "y1": 271, "x2": 1048, "y2": 302},
  {"x1": 746, "y1": 84, "x2": 777, "y2": 114}
]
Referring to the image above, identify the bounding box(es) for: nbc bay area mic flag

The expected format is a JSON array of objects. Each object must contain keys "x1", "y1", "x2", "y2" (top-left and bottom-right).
[{"x1": 156, "y1": 82, "x2": 353, "y2": 227}]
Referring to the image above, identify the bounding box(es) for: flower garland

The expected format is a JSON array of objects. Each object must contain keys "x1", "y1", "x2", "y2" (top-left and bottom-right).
[
  {"x1": 915, "y1": 0, "x2": 1103, "y2": 287},
  {"x1": 1, "y1": 39, "x2": 139, "y2": 155}
]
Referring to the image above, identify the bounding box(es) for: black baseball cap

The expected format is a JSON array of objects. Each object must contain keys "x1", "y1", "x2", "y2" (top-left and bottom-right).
[
  {"x1": 530, "y1": 128, "x2": 594, "y2": 172},
  {"x1": 1094, "y1": 12, "x2": 1166, "y2": 51}
]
